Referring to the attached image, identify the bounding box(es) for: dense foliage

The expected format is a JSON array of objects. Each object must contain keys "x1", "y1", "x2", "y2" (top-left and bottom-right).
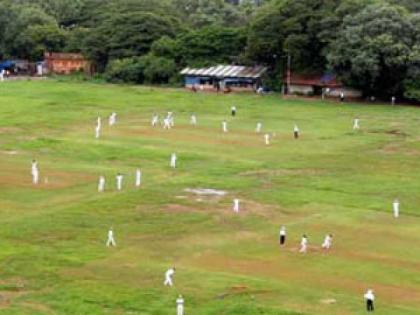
[{"x1": 0, "y1": 0, "x2": 418, "y2": 100}]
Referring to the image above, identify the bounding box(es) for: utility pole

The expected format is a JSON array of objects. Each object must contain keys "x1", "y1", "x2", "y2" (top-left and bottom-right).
[{"x1": 287, "y1": 52, "x2": 291, "y2": 95}]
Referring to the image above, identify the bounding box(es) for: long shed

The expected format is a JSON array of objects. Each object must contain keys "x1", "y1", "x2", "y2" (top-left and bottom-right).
[{"x1": 180, "y1": 65, "x2": 267, "y2": 92}]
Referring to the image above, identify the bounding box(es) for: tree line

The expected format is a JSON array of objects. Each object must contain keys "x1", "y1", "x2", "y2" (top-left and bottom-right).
[{"x1": 0, "y1": 0, "x2": 418, "y2": 100}]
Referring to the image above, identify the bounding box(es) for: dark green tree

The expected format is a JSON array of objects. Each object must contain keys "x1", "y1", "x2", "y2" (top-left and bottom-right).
[{"x1": 327, "y1": 3, "x2": 416, "y2": 96}]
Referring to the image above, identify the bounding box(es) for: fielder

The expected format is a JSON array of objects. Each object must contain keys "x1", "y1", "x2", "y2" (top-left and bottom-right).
[
  {"x1": 151, "y1": 114, "x2": 159, "y2": 127},
  {"x1": 95, "y1": 117, "x2": 101, "y2": 139},
  {"x1": 31, "y1": 159, "x2": 39, "y2": 185},
  {"x1": 279, "y1": 226, "x2": 286, "y2": 246},
  {"x1": 231, "y1": 106, "x2": 237, "y2": 116},
  {"x1": 256, "y1": 122, "x2": 262, "y2": 133},
  {"x1": 264, "y1": 133, "x2": 270, "y2": 145},
  {"x1": 163, "y1": 117, "x2": 171, "y2": 129},
  {"x1": 135, "y1": 169, "x2": 141, "y2": 187},
  {"x1": 109, "y1": 112, "x2": 117, "y2": 126},
  {"x1": 170, "y1": 153, "x2": 177, "y2": 168},
  {"x1": 294, "y1": 124, "x2": 300, "y2": 139},
  {"x1": 98, "y1": 175, "x2": 105, "y2": 192},
  {"x1": 164, "y1": 267, "x2": 176, "y2": 286},
  {"x1": 393, "y1": 199, "x2": 400, "y2": 218},
  {"x1": 176, "y1": 295, "x2": 184, "y2": 315},
  {"x1": 353, "y1": 118, "x2": 360, "y2": 130},
  {"x1": 322, "y1": 234, "x2": 333, "y2": 250},
  {"x1": 116, "y1": 173, "x2": 123, "y2": 191},
  {"x1": 106, "y1": 228, "x2": 116, "y2": 247},
  {"x1": 233, "y1": 198, "x2": 240, "y2": 213},
  {"x1": 299, "y1": 235, "x2": 308, "y2": 253},
  {"x1": 190, "y1": 113, "x2": 197, "y2": 126},
  {"x1": 222, "y1": 120, "x2": 228, "y2": 133},
  {"x1": 364, "y1": 289, "x2": 375, "y2": 312}
]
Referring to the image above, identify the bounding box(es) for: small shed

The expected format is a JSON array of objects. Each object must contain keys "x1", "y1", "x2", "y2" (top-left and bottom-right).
[
  {"x1": 287, "y1": 73, "x2": 362, "y2": 98},
  {"x1": 44, "y1": 52, "x2": 92, "y2": 75},
  {"x1": 180, "y1": 65, "x2": 267, "y2": 92}
]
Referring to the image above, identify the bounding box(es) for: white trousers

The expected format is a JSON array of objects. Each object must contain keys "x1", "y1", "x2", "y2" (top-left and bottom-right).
[
  {"x1": 164, "y1": 277, "x2": 173, "y2": 286},
  {"x1": 106, "y1": 237, "x2": 116, "y2": 247},
  {"x1": 32, "y1": 171, "x2": 39, "y2": 184}
]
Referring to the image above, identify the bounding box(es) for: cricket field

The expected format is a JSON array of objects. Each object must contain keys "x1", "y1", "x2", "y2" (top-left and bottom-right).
[{"x1": 0, "y1": 80, "x2": 419, "y2": 315}]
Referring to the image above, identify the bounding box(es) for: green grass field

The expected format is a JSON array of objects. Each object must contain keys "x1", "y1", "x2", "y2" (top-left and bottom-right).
[{"x1": 0, "y1": 80, "x2": 419, "y2": 315}]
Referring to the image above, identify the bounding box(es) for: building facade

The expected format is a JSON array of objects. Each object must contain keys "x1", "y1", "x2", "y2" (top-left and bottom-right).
[
  {"x1": 44, "y1": 52, "x2": 91, "y2": 75},
  {"x1": 181, "y1": 65, "x2": 267, "y2": 92}
]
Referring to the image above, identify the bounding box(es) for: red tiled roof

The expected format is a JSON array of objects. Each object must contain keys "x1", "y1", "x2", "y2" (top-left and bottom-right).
[
  {"x1": 44, "y1": 52, "x2": 86, "y2": 61},
  {"x1": 287, "y1": 74, "x2": 342, "y2": 87}
]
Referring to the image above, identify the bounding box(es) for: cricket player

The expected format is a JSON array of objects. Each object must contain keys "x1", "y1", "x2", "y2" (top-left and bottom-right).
[
  {"x1": 190, "y1": 114, "x2": 197, "y2": 126},
  {"x1": 256, "y1": 122, "x2": 262, "y2": 133},
  {"x1": 151, "y1": 114, "x2": 159, "y2": 127},
  {"x1": 169, "y1": 114, "x2": 175, "y2": 127},
  {"x1": 116, "y1": 173, "x2": 123, "y2": 191},
  {"x1": 135, "y1": 169, "x2": 142, "y2": 187},
  {"x1": 231, "y1": 106, "x2": 237, "y2": 116},
  {"x1": 264, "y1": 133, "x2": 270, "y2": 145},
  {"x1": 163, "y1": 117, "x2": 171, "y2": 129},
  {"x1": 106, "y1": 228, "x2": 116, "y2": 247},
  {"x1": 353, "y1": 118, "x2": 360, "y2": 130},
  {"x1": 391, "y1": 96, "x2": 396, "y2": 106},
  {"x1": 176, "y1": 295, "x2": 184, "y2": 315},
  {"x1": 95, "y1": 117, "x2": 101, "y2": 139},
  {"x1": 279, "y1": 226, "x2": 286, "y2": 246},
  {"x1": 299, "y1": 235, "x2": 308, "y2": 253},
  {"x1": 364, "y1": 289, "x2": 375, "y2": 312},
  {"x1": 340, "y1": 92, "x2": 345, "y2": 102},
  {"x1": 294, "y1": 124, "x2": 300, "y2": 139},
  {"x1": 98, "y1": 175, "x2": 105, "y2": 192},
  {"x1": 393, "y1": 199, "x2": 400, "y2": 218},
  {"x1": 109, "y1": 112, "x2": 117, "y2": 126},
  {"x1": 322, "y1": 234, "x2": 333, "y2": 250},
  {"x1": 31, "y1": 159, "x2": 39, "y2": 185},
  {"x1": 233, "y1": 198, "x2": 240, "y2": 213},
  {"x1": 164, "y1": 267, "x2": 175, "y2": 286},
  {"x1": 170, "y1": 153, "x2": 177, "y2": 168},
  {"x1": 222, "y1": 120, "x2": 228, "y2": 133}
]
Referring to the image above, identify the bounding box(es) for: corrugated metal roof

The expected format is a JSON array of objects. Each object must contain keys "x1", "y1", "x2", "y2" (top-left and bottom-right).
[{"x1": 180, "y1": 65, "x2": 267, "y2": 79}]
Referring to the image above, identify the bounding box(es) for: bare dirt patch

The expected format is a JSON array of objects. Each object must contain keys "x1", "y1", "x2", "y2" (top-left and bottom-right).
[
  {"x1": 184, "y1": 188, "x2": 227, "y2": 197},
  {"x1": 240, "y1": 168, "x2": 324, "y2": 177},
  {"x1": 185, "y1": 253, "x2": 420, "y2": 305},
  {"x1": 0, "y1": 279, "x2": 27, "y2": 310},
  {"x1": 165, "y1": 204, "x2": 195, "y2": 213},
  {"x1": 0, "y1": 161, "x2": 96, "y2": 189}
]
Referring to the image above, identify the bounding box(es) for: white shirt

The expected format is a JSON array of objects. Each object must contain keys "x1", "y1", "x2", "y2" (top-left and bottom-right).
[
  {"x1": 31, "y1": 162, "x2": 38, "y2": 172},
  {"x1": 280, "y1": 228, "x2": 286, "y2": 236},
  {"x1": 323, "y1": 235, "x2": 332, "y2": 245},
  {"x1": 108, "y1": 230, "x2": 113, "y2": 238},
  {"x1": 294, "y1": 125, "x2": 299, "y2": 133},
  {"x1": 166, "y1": 268, "x2": 175, "y2": 277},
  {"x1": 364, "y1": 291, "x2": 375, "y2": 301},
  {"x1": 301, "y1": 237, "x2": 308, "y2": 246},
  {"x1": 191, "y1": 115, "x2": 197, "y2": 124},
  {"x1": 176, "y1": 297, "x2": 184, "y2": 306}
]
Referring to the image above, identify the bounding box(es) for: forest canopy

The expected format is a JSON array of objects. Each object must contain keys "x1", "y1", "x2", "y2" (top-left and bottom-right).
[{"x1": 0, "y1": 0, "x2": 418, "y2": 100}]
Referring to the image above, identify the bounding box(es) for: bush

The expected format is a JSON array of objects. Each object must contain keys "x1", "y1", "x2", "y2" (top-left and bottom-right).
[{"x1": 104, "y1": 55, "x2": 177, "y2": 85}]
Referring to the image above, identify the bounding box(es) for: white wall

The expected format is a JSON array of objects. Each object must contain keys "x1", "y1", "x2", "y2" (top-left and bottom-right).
[{"x1": 289, "y1": 85, "x2": 314, "y2": 95}]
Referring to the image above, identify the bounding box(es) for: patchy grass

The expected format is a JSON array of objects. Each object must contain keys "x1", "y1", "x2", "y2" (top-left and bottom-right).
[{"x1": 0, "y1": 80, "x2": 419, "y2": 315}]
